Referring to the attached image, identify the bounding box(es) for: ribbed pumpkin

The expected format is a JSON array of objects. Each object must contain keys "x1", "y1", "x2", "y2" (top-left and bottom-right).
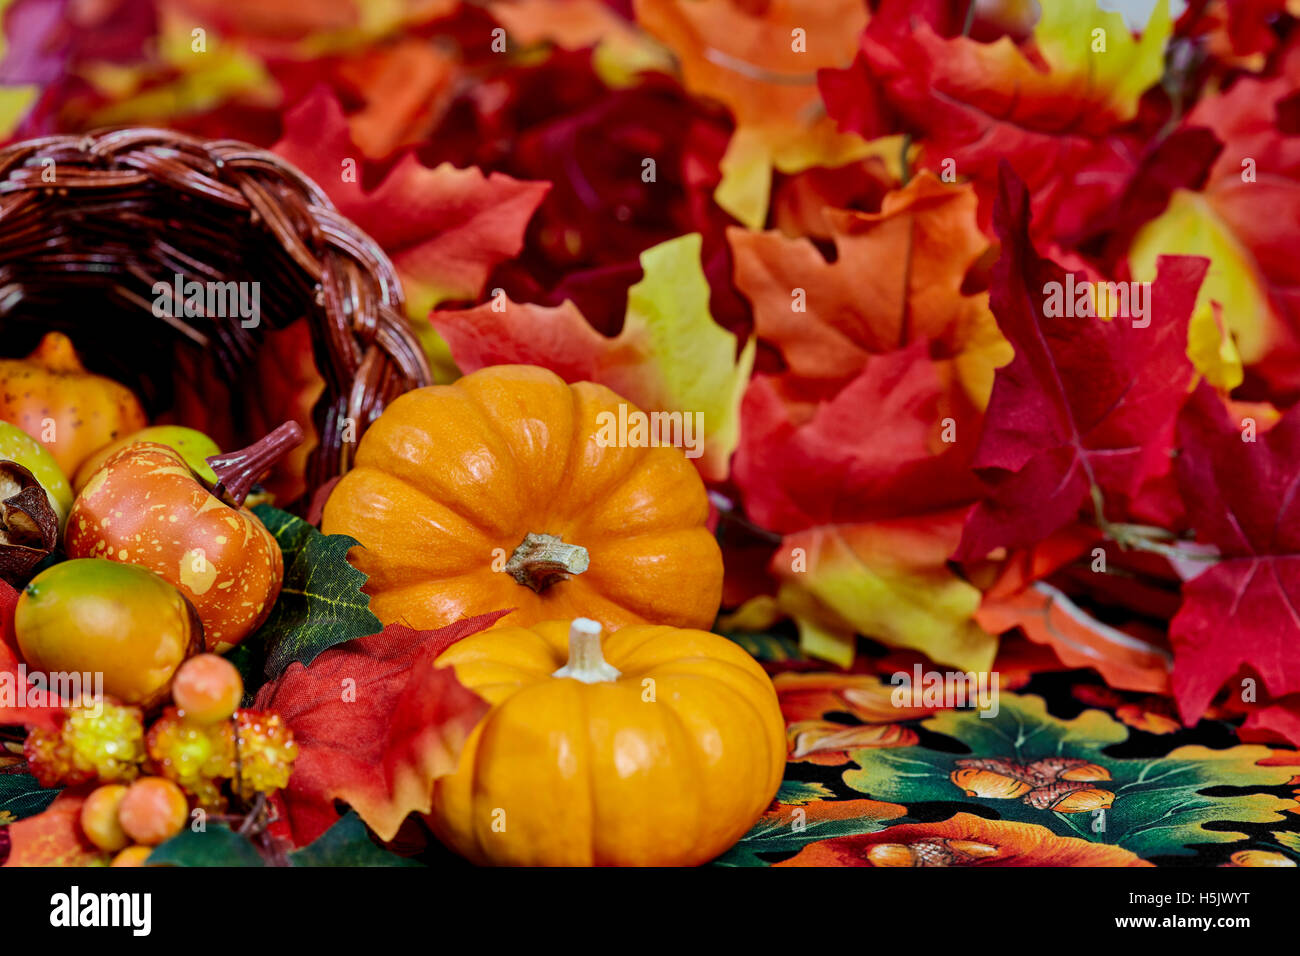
[
  {"x1": 426, "y1": 618, "x2": 786, "y2": 866},
  {"x1": 321, "y1": 365, "x2": 723, "y2": 633}
]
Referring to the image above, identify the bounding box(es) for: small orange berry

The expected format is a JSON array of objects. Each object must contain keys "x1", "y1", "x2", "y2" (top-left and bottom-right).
[
  {"x1": 118, "y1": 777, "x2": 188, "y2": 845},
  {"x1": 171, "y1": 654, "x2": 243, "y2": 724},
  {"x1": 110, "y1": 845, "x2": 154, "y2": 867},
  {"x1": 80, "y1": 784, "x2": 130, "y2": 852}
]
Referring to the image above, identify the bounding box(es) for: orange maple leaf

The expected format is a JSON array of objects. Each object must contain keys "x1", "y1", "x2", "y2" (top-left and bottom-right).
[
  {"x1": 730, "y1": 171, "x2": 1010, "y2": 407},
  {"x1": 3, "y1": 790, "x2": 103, "y2": 868}
]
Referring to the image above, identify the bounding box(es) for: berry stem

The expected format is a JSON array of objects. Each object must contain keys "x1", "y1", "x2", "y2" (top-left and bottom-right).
[
  {"x1": 206, "y1": 421, "x2": 304, "y2": 507},
  {"x1": 237, "y1": 793, "x2": 268, "y2": 836}
]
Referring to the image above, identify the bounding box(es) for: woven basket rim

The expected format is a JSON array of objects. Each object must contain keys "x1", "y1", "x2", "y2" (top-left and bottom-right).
[{"x1": 0, "y1": 126, "x2": 432, "y2": 507}]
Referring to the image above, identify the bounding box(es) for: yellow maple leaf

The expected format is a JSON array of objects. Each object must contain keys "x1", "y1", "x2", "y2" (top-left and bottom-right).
[
  {"x1": 1128, "y1": 188, "x2": 1278, "y2": 391},
  {"x1": 733, "y1": 514, "x2": 997, "y2": 671},
  {"x1": 1032, "y1": 0, "x2": 1172, "y2": 122}
]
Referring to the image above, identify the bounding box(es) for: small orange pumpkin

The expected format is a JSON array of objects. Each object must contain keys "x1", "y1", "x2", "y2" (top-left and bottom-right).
[
  {"x1": 0, "y1": 332, "x2": 147, "y2": 476},
  {"x1": 64, "y1": 424, "x2": 301, "y2": 651},
  {"x1": 321, "y1": 365, "x2": 723, "y2": 633},
  {"x1": 426, "y1": 618, "x2": 786, "y2": 866}
]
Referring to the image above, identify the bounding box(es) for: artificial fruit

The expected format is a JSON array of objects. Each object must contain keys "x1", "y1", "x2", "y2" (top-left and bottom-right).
[
  {"x1": 73, "y1": 425, "x2": 221, "y2": 493},
  {"x1": 66, "y1": 422, "x2": 302, "y2": 651},
  {"x1": 0, "y1": 332, "x2": 147, "y2": 476},
  {"x1": 426, "y1": 617, "x2": 785, "y2": 866},
  {"x1": 322, "y1": 364, "x2": 723, "y2": 634},
  {"x1": 15, "y1": 560, "x2": 202, "y2": 708},
  {"x1": 0, "y1": 459, "x2": 59, "y2": 586},
  {"x1": 0, "y1": 420, "x2": 73, "y2": 528}
]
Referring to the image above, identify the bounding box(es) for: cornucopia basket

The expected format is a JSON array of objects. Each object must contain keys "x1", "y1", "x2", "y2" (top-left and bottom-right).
[{"x1": 0, "y1": 127, "x2": 430, "y2": 507}]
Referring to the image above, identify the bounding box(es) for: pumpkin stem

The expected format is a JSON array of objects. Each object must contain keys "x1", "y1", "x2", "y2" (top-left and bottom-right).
[
  {"x1": 504, "y1": 532, "x2": 589, "y2": 593},
  {"x1": 552, "y1": 618, "x2": 621, "y2": 683},
  {"x1": 206, "y1": 421, "x2": 305, "y2": 507}
]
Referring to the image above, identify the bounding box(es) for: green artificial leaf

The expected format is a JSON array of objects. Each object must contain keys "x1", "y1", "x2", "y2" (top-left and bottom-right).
[
  {"x1": 286, "y1": 811, "x2": 422, "y2": 867},
  {"x1": 149, "y1": 811, "x2": 421, "y2": 867},
  {"x1": 0, "y1": 772, "x2": 59, "y2": 822},
  {"x1": 247, "y1": 505, "x2": 382, "y2": 682},
  {"x1": 148, "y1": 824, "x2": 268, "y2": 867},
  {"x1": 843, "y1": 694, "x2": 1297, "y2": 859}
]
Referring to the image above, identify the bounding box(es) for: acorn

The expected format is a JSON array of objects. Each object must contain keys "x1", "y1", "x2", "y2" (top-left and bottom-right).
[
  {"x1": 867, "y1": 838, "x2": 1000, "y2": 867},
  {"x1": 1042, "y1": 786, "x2": 1114, "y2": 814},
  {"x1": 866, "y1": 843, "x2": 918, "y2": 867},
  {"x1": 1055, "y1": 760, "x2": 1111, "y2": 782},
  {"x1": 951, "y1": 767, "x2": 1033, "y2": 799}
]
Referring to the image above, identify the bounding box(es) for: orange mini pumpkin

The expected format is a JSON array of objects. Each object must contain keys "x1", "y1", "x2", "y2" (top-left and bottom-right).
[
  {"x1": 0, "y1": 332, "x2": 147, "y2": 476},
  {"x1": 64, "y1": 425, "x2": 300, "y2": 651},
  {"x1": 426, "y1": 618, "x2": 786, "y2": 866},
  {"x1": 322, "y1": 365, "x2": 723, "y2": 633}
]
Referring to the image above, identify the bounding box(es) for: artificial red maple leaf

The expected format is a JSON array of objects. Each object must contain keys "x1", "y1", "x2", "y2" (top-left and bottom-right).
[
  {"x1": 733, "y1": 342, "x2": 980, "y2": 535},
  {"x1": 1170, "y1": 382, "x2": 1300, "y2": 725},
  {"x1": 272, "y1": 86, "x2": 550, "y2": 317},
  {"x1": 253, "y1": 610, "x2": 508, "y2": 846},
  {"x1": 420, "y1": 50, "x2": 740, "y2": 337},
  {"x1": 956, "y1": 165, "x2": 1207, "y2": 561},
  {"x1": 1239, "y1": 698, "x2": 1300, "y2": 748},
  {"x1": 1220, "y1": 0, "x2": 1290, "y2": 57},
  {"x1": 826, "y1": 1, "x2": 1172, "y2": 244}
]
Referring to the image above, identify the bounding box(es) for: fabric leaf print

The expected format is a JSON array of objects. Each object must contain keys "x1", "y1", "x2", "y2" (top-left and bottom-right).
[
  {"x1": 843, "y1": 694, "x2": 1296, "y2": 858},
  {"x1": 713, "y1": 798, "x2": 906, "y2": 867}
]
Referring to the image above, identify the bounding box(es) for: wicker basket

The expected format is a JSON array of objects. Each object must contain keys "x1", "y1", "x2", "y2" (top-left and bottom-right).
[{"x1": 0, "y1": 128, "x2": 431, "y2": 507}]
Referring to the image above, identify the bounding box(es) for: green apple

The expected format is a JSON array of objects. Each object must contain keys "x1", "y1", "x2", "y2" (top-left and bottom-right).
[
  {"x1": 73, "y1": 426, "x2": 221, "y2": 493},
  {"x1": 0, "y1": 420, "x2": 73, "y2": 531}
]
